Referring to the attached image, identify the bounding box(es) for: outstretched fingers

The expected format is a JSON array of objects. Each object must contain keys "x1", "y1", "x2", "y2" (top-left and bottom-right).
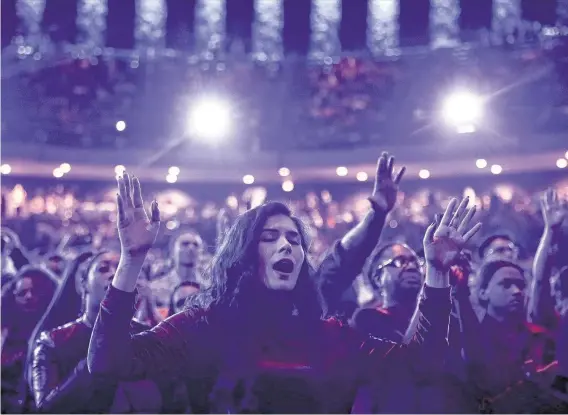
[
  {"x1": 116, "y1": 194, "x2": 128, "y2": 228},
  {"x1": 376, "y1": 152, "x2": 388, "y2": 177},
  {"x1": 387, "y1": 156, "x2": 394, "y2": 176},
  {"x1": 117, "y1": 176, "x2": 128, "y2": 206},
  {"x1": 450, "y1": 197, "x2": 469, "y2": 228},
  {"x1": 123, "y1": 171, "x2": 134, "y2": 208},
  {"x1": 457, "y1": 205, "x2": 476, "y2": 234},
  {"x1": 132, "y1": 177, "x2": 144, "y2": 208},
  {"x1": 150, "y1": 200, "x2": 160, "y2": 223},
  {"x1": 544, "y1": 188, "x2": 557, "y2": 209},
  {"x1": 374, "y1": 151, "x2": 405, "y2": 185},
  {"x1": 393, "y1": 166, "x2": 406, "y2": 184},
  {"x1": 540, "y1": 196, "x2": 548, "y2": 213},
  {"x1": 423, "y1": 220, "x2": 436, "y2": 245},
  {"x1": 463, "y1": 222, "x2": 482, "y2": 243},
  {"x1": 440, "y1": 198, "x2": 457, "y2": 227}
]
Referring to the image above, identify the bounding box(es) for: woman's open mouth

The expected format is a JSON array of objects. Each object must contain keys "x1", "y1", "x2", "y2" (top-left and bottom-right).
[{"x1": 272, "y1": 258, "x2": 295, "y2": 274}]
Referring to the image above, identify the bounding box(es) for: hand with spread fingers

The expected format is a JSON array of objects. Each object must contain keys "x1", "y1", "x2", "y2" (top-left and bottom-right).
[
  {"x1": 423, "y1": 197, "x2": 482, "y2": 275},
  {"x1": 541, "y1": 188, "x2": 567, "y2": 230},
  {"x1": 368, "y1": 151, "x2": 406, "y2": 213},
  {"x1": 116, "y1": 172, "x2": 160, "y2": 259}
]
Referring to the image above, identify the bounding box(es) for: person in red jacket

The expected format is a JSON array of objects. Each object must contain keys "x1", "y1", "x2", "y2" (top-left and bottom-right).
[
  {"x1": 88, "y1": 155, "x2": 480, "y2": 413},
  {"x1": 29, "y1": 251, "x2": 165, "y2": 413}
]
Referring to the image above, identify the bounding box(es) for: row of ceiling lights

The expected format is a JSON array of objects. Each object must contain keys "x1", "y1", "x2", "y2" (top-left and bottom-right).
[{"x1": 1, "y1": 152, "x2": 567, "y2": 184}]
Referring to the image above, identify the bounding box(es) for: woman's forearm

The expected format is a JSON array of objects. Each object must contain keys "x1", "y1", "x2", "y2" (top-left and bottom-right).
[
  {"x1": 528, "y1": 229, "x2": 557, "y2": 325},
  {"x1": 112, "y1": 256, "x2": 147, "y2": 292}
]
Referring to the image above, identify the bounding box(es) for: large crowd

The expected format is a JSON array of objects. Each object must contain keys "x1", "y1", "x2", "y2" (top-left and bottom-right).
[
  {"x1": 4, "y1": 40, "x2": 568, "y2": 153},
  {"x1": 1, "y1": 156, "x2": 568, "y2": 413},
  {"x1": 2, "y1": 8, "x2": 568, "y2": 411}
]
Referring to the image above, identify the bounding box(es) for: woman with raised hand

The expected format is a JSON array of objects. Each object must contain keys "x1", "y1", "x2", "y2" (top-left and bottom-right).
[{"x1": 88, "y1": 163, "x2": 481, "y2": 413}]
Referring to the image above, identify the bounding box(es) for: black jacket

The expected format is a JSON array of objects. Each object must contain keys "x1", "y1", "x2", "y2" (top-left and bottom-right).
[{"x1": 30, "y1": 317, "x2": 160, "y2": 413}]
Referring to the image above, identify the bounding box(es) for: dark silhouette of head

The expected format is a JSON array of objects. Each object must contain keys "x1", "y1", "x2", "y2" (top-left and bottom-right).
[
  {"x1": 169, "y1": 281, "x2": 201, "y2": 316},
  {"x1": 478, "y1": 259, "x2": 526, "y2": 321},
  {"x1": 2, "y1": 266, "x2": 57, "y2": 322}
]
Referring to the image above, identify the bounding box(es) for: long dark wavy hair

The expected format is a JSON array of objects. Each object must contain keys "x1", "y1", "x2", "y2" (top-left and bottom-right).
[
  {"x1": 182, "y1": 203, "x2": 327, "y2": 412},
  {"x1": 186, "y1": 202, "x2": 324, "y2": 323}
]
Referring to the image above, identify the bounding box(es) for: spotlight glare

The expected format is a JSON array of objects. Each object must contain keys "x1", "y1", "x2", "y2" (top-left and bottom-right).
[
  {"x1": 114, "y1": 165, "x2": 125, "y2": 175},
  {"x1": 418, "y1": 169, "x2": 430, "y2": 179},
  {"x1": 242, "y1": 174, "x2": 255, "y2": 185},
  {"x1": 282, "y1": 180, "x2": 294, "y2": 192},
  {"x1": 490, "y1": 164, "x2": 503, "y2": 175},
  {"x1": 442, "y1": 91, "x2": 483, "y2": 128},
  {"x1": 356, "y1": 172, "x2": 368, "y2": 182},
  {"x1": 1, "y1": 164, "x2": 12, "y2": 175},
  {"x1": 53, "y1": 168, "x2": 64, "y2": 178},
  {"x1": 116, "y1": 121, "x2": 126, "y2": 131},
  {"x1": 168, "y1": 166, "x2": 180, "y2": 176},
  {"x1": 188, "y1": 98, "x2": 231, "y2": 141},
  {"x1": 456, "y1": 124, "x2": 476, "y2": 134},
  {"x1": 476, "y1": 159, "x2": 487, "y2": 169},
  {"x1": 59, "y1": 163, "x2": 71, "y2": 173},
  {"x1": 336, "y1": 166, "x2": 348, "y2": 177},
  {"x1": 166, "y1": 174, "x2": 178, "y2": 183},
  {"x1": 556, "y1": 158, "x2": 568, "y2": 169},
  {"x1": 278, "y1": 167, "x2": 290, "y2": 177}
]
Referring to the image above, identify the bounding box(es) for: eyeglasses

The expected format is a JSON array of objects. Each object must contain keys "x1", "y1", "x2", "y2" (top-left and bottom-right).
[
  {"x1": 376, "y1": 255, "x2": 423, "y2": 272},
  {"x1": 486, "y1": 243, "x2": 519, "y2": 257}
]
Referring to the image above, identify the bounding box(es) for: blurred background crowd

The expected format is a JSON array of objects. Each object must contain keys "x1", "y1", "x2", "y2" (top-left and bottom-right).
[{"x1": 2, "y1": 0, "x2": 568, "y2": 413}]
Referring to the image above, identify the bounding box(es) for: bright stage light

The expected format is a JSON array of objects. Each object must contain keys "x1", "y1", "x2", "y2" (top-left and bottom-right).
[
  {"x1": 282, "y1": 180, "x2": 294, "y2": 192},
  {"x1": 356, "y1": 172, "x2": 368, "y2": 182},
  {"x1": 1, "y1": 164, "x2": 12, "y2": 175},
  {"x1": 442, "y1": 91, "x2": 483, "y2": 132},
  {"x1": 418, "y1": 169, "x2": 430, "y2": 179},
  {"x1": 476, "y1": 159, "x2": 487, "y2": 169},
  {"x1": 116, "y1": 121, "x2": 126, "y2": 131},
  {"x1": 187, "y1": 98, "x2": 231, "y2": 141},
  {"x1": 490, "y1": 164, "x2": 502, "y2": 175},
  {"x1": 336, "y1": 167, "x2": 348, "y2": 177},
  {"x1": 278, "y1": 167, "x2": 290, "y2": 177}
]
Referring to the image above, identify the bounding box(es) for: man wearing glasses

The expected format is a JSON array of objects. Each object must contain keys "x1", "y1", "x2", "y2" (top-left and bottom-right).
[
  {"x1": 478, "y1": 234, "x2": 520, "y2": 261},
  {"x1": 351, "y1": 242, "x2": 424, "y2": 343}
]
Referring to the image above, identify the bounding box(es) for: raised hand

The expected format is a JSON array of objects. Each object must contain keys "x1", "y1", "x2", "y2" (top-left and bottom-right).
[
  {"x1": 368, "y1": 152, "x2": 406, "y2": 212},
  {"x1": 1, "y1": 227, "x2": 21, "y2": 252},
  {"x1": 540, "y1": 188, "x2": 567, "y2": 230},
  {"x1": 116, "y1": 172, "x2": 160, "y2": 259},
  {"x1": 423, "y1": 197, "x2": 482, "y2": 272}
]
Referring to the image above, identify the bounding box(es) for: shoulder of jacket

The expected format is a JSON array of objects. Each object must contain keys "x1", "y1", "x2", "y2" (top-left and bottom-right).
[
  {"x1": 130, "y1": 318, "x2": 151, "y2": 333},
  {"x1": 152, "y1": 309, "x2": 208, "y2": 335},
  {"x1": 354, "y1": 306, "x2": 391, "y2": 322},
  {"x1": 37, "y1": 318, "x2": 84, "y2": 348}
]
